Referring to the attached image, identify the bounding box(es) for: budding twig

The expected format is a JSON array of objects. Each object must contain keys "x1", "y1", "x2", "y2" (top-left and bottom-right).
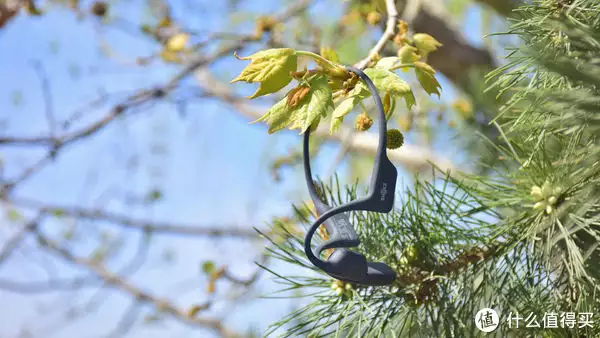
[{"x1": 354, "y1": 0, "x2": 399, "y2": 70}]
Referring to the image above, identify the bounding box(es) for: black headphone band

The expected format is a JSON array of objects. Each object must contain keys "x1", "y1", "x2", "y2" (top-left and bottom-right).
[{"x1": 302, "y1": 66, "x2": 398, "y2": 285}]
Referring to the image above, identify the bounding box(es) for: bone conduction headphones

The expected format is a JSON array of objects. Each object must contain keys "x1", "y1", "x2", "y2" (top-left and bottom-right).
[{"x1": 303, "y1": 66, "x2": 398, "y2": 286}]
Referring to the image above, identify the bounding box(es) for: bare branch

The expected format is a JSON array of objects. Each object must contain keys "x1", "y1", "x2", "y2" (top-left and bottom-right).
[
  {"x1": 105, "y1": 301, "x2": 141, "y2": 338},
  {"x1": 2, "y1": 153, "x2": 54, "y2": 193},
  {"x1": 0, "y1": 213, "x2": 42, "y2": 265},
  {"x1": 354, "y1": 0, "x2": 399, "y2": 69},
  {"x1": 34, "y1": 231, "x2": 240, "y2": 337},
  {"x1": 31, "y1": 61, "x2": 57, "y2": 137},
  {"x1": 6, "y1": 197, "x2": 260, "y2": 239},
  {"x1": 0, "y1": 275, "x2": 97, "y2": 293},
  {"x1": 0, "y1": 88, "x2": 161, "y2": 147},
  {"x1": 0, "y1": 0, "x2": 316, "y2": 197},
  {"x1": 222, "y1": 251, "x2": 269, "y2": 287},
  {"x1": 0, "y1": 0, "x2": 21, "y2": 29}
]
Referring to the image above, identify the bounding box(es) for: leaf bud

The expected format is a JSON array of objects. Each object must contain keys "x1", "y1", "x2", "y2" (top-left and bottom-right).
[
  {"x1": 413, "y1": 33, "x2": 442, "y2": 53},
  {"x1": 397, "y1": 45, "x2": 420, "y2": 64},
  {"x1": 366, "y1": 11, "x2": 382, "y2": 26}
]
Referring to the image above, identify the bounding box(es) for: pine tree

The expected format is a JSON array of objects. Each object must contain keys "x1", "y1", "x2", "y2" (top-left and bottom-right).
[{"x1": 248, "y1": 0, "x2": 600, "y2": 336}]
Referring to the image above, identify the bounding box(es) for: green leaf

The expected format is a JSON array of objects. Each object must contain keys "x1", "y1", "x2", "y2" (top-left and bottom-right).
[
  {"x1": 329, "y1": 76, "x2": 378, "y2": 133},
  {"x1": 397, "y1": 45, "x2": 420, "y2": 65},
  {"x1": 364, "y1": 68, "x2": 415, "y2": 109},
  {"x1": 332, "y1": 97, "x2": 358, "y2": 119},
  {"x1": 231, "y1": 48, "x2": 297, "y2": 99},
  {"x1": 253, "y1": 75, "x2": 333, "y2": 134},
  {"x1": 328, "y1": 78, "x2": 372, "y2": 133},
  {"x1": 201, "y1": 261, "x2": 216, "y2": 275},
  {"x1": 383, "y1": 92, "x2": 397, "y2": 120},
  {"x1": 52, "y1": 209, "x2": 66, "y2": 217},
  {"x1": 330, "y1": 97, "x2": 357, "y2": 134},
  {"x1": 145, "y1": 189, "x2": 163, "y2": 203},
  {"x1": 414, "y1": 62, "x2": 441, "y2": 98},
  {"x1": 374, "y1": 57, "x2": 399, "y2": 70},
  {"x1": 413, "y1": 33, "x2": 442, "y2": 54},
  {"x1": 330, "y1": 117, "x2": 344, "y2": 134},
  {"x1": 7, "y1": 208, "x2": 23, "y2": 222},
  {"x1": 320, "y1": 46, "x2": 340, "y2": 64}
]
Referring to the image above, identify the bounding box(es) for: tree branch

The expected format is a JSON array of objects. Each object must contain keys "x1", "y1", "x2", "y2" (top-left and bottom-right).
[
  {"x1": 6, "y1": 197, "x2": 260, "y2": 238},
  {"x1": 0, "y1": 0, "x2": 21, "y2": 29},
  {"x1": 354, "y1": 0, "x2": 398, "y2": 69},
  {"x1": 34, "y1": 231, "x2": 240, "y2": 337},
  {"x1": 0, "y1": 213, "x2": 42, "y2": 265},
  {"x1": 0, "y1": 0, "x2": 316, "y2": 197}
]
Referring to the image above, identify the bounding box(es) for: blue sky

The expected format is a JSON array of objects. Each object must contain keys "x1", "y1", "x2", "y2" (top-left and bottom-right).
[{"x1": 0, "y1": 0, "x2": 495, "y2": 336}]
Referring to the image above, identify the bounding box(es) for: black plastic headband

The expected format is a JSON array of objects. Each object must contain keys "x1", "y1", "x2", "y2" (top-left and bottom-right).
[{"x1": 303, "y1": 65, "x2": 398, "y2": 286}]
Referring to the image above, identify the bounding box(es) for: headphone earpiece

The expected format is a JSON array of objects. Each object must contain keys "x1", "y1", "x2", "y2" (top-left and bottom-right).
[
  {"x1": 326, "y1": 248, "x2": 367, "y2": 282},
  {"x1": 364, "y1": 261, "x2": 396, "y2": 285},
  {"x1": 325, "y1": 249, "x2": 396, "y2": 285}
]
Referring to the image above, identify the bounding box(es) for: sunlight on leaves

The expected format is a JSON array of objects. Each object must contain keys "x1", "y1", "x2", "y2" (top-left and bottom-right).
[
  {"x1": 166, "y1": 33, "x2": 189, "y2": 53},
  {"x1": 364, "y1": 68, "x2": 415, "y2": 109},
  {"x1": 320, "y1": 46, "x2": 340, "y2": 64},
  {"x1": 231, "y1": 48, "x2": 298, "y2": 99},
  {"x1": 415, "y1": 61, "x2": 441, "y2": 97},
  {"x1": 253, "y1": 74, "x2": 333, "y2": 134}
]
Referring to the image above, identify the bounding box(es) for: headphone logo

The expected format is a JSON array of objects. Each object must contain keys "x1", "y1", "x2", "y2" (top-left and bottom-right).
[{"x1": 380, "y1": 182, "x2": 388, "y2": 201}]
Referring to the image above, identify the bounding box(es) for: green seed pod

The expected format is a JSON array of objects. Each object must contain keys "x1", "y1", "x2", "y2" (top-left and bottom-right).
[{"x1": 386, "y1": 129, "x2": 404, "y2": 149}]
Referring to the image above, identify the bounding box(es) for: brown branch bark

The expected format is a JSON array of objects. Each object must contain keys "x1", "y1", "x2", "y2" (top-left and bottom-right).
[
  {"x1": 354, "y1": 0, "x2": 399, "y2": 69},
  {"x1": 34, "y1": 231, "x2": 240, "y2": 337},
  {"x1": 0, "y1": 0, "x2": 21, "y2": 29},
  {"x1": 6, "y1": 197, "x2": 260, "y2": 238}
]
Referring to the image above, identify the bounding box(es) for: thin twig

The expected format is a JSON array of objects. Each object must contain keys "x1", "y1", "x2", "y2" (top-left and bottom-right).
[
  {"x1": 0, "y1": 213, "x2": 43, "y2": 265},
  {"x1": 2, "y1": 153, "x2": 54, "y2": 193},
  {"x1": 222, "y1": 251, "x2": 270, "y2": 287},
  {"x1": 354, "y1": 0, "x2": 399, "y2": 70},
  {"x1": 6, "y1": 197, "x2": 260, "y2": 239},
  {"x1": 34, "y1": 231, "x2": 240, "y2": 337},
  {"x1": 105, "y1": 300, "x2": 141, "y2": 338},
  {"x1": 31, "y1": 61, "x2": 56, "y2": 137},
  {"x1": 0, "y1": 0, "x2": 316, "y2": 199}
]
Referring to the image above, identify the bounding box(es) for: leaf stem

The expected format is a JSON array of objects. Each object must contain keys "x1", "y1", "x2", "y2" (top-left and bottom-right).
[
  {"x1": 297, "y1": 51, "x2": 338, "y2": 70},
  {"x1": 389, "y1": 63, "x2": 416, "y2": 71}
]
